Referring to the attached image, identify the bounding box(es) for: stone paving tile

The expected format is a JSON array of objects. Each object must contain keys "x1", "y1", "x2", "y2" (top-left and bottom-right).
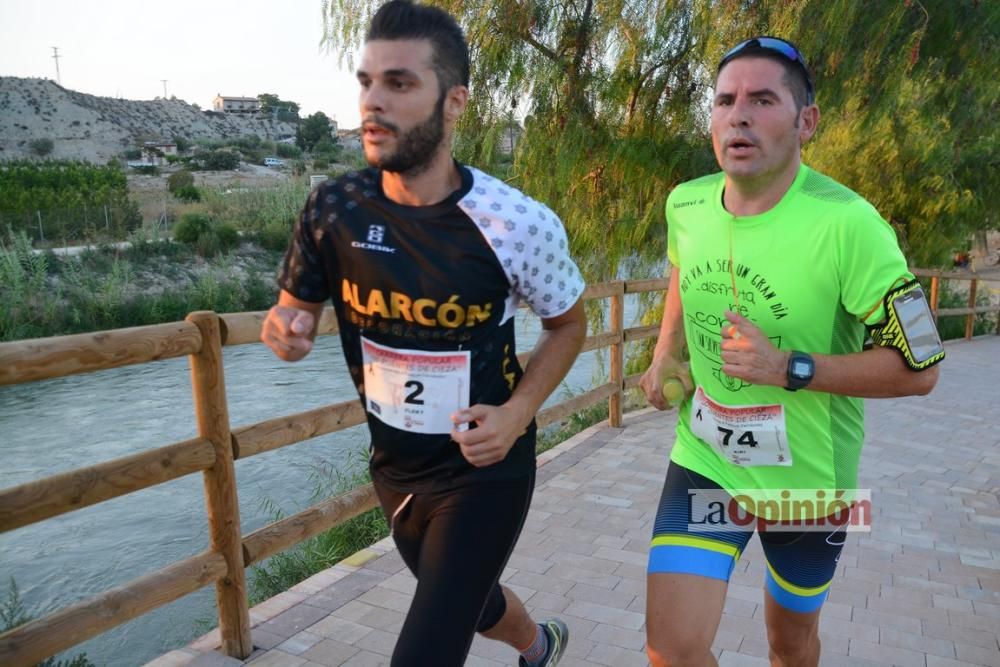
[
  {"x1": 258, "y1": 604, "x2": 335, "y2": 640},
  {"x1": 275, "y1": 632, "x2": 323, "y2": 656},
  {"x1": 953, "y1": 642, "x2": 1000, "y2": 667},
  {"x1": 299, "y1": 640, "x2": 360, "y2": 666},
  {"x1": 165, "y1": 338, "x2": 1000, "y2": 666},
  {"x1": 188, "y1": 652, "x2": 246, "y2": 666}
]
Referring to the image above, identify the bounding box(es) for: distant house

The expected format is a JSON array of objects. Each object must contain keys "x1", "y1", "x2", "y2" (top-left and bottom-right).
[
  {"x1": 212, "y1": 95, "x2": 261, "y2": 114},
  {"x1": 140, "y1": 141, "x2": 177, "y2": 165},
  {"x1": 338, "y1": 128, "x2": 362, "y2": 151}
]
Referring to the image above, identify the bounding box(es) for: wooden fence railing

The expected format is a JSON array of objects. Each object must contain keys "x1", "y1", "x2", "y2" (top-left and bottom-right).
[
  {"x1": 1, "y1": 269, "x2": 996, "y2": 665},
  {"x1": 0, "y1": 279, "x2": 664, "y2": 666},
  {"x1": 913, "y1": 268, "x2": 1000, "y2": 339}
]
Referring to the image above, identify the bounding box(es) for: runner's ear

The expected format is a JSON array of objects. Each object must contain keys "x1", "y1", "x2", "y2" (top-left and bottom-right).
[{"x1": 444, "y1": 85, "x2": 469, "y2": 124}]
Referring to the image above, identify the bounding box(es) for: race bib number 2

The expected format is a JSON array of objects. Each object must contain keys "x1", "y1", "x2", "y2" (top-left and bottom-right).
[
  {"x1": 688, "y1": 387, "x2": 793, "y2": 467},
  {"x1": 361, "y1": 336, "x2": 470, "y2": 435}
]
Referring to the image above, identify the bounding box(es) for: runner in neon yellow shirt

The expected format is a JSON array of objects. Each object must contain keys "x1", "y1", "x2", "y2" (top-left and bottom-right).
[
  {"x1": 666, "y1": 164, "x2": 911, "y2": 504},
  {"x1": 639, "y1": 37, "x2": 943, "y2": 667}
]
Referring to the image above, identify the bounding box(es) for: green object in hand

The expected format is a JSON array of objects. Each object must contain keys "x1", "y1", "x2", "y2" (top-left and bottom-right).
[{"x1": 662, "y1": 378, "x2": 686, "y2": 406}]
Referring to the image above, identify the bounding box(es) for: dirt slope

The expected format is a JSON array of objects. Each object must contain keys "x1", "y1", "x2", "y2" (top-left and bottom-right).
[{"x1": 0, "y1": 77, "x2": 295, "y2": 163}]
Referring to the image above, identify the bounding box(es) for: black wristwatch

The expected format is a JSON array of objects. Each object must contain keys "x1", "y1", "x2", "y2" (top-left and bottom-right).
[{"x1": 785, "y1": 351, "x2": 815, "y2": 391}]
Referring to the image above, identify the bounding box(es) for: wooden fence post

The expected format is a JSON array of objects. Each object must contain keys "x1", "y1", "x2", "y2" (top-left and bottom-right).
[
  {"x1": 609, "y1": 282, "x2": 625, "y2": 428},
  {"x1": 929, "y1": 275, "x2": 940, "y2": 328},
  {"x1": 186, "y1": 311, "x2": 252, "y2": 658},
  {"x1": 966, "y1": 279, "x2": 978, "y2": 340}
]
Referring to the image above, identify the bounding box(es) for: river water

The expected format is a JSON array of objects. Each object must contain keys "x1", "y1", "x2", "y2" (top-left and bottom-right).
[{"x1": 0, "y1": 302, "x2": 644, "y2": 666}]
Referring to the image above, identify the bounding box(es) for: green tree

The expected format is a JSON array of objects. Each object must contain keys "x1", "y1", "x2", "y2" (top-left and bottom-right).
[
  {"x1": 322, "y1": 0, "x2": 999, "y2": 276},
  {"x1": 258, "y1": 93, "x2": 302, "y2": 122},
  {"x1": 167, "y1": 169, "x2": 195, "y2": 194},
  {"x1": 297, "y1": 112, "x2": 335, "y2": 151}
]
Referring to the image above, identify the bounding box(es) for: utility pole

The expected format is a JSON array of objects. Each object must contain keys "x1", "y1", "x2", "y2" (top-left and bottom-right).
[
  {"x1": 161, "y1": 79, "x2": 169, "y2": 99},
  {"x1": 51, "y1": 47, "x2": 62, "y2": 85}
]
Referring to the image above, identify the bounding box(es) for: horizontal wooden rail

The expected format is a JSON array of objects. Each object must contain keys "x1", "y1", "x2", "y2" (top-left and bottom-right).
[
  {"x1": 0, "y1": 437, "x2": 215, "y2": 533},
  {"x1": 242, "y1": 484, "x2": 380, "y2": 566},
  {"x1": 233, "y1": 401, "x2": 367, "y2": 459},
  {"x1": 0, "y1": 321, "x2": 201, "y2": 386},
  {"x1": 581, "y1": 330, "x2": 620, "y2": 354},
  {"x1": 936, "y1": 305, "x2": 999, "y2": 317},
  {"x1": 624, "y1": 372, "x2": 643, "y2": 390},
  {"x1": 537, "y1": 382, "x2": 616, "y2": 428},
  {"x1": 625, "y1": 324, "x2": 659, "y2": 342},
  {"x1": 625, "y1": 278, "x2": 669, "y2": 293},
  {"x1": 220, "y1": 308, "x2": 340, "y2": 347},
  {"x1": 582, "y1": 282, "x2": 624, "y2": 299},
  {"x1": 911, "y1": 268, "x2": 991, "y2": 280},
  {"x1": 0, "y1": 550, "x2": 227, "y2": 667}
]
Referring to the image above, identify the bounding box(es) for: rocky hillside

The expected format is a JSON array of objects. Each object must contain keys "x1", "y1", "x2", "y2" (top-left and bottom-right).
[{"x1": 0, "y1": 77, "x2": 296, "y2": 163}]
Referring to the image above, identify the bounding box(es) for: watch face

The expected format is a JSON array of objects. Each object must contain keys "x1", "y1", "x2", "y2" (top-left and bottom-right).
[{"x1": 792, "y1": 359, "x2": 812, "y2": 377}]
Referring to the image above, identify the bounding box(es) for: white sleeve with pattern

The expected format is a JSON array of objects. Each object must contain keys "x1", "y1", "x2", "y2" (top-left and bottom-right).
[{"x1": 457, "y1": 167, "x2": 586, "y2": 323}]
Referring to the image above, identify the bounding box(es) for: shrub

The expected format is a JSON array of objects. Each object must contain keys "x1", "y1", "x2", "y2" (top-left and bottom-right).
[
  {"x1": 132, "y1": 165, "x2": 159, "y2": 175},
  {"x1": 193, "y1": 149, "x2": 240, "y2": 171},
  {"x1": 174, "y1": 184, "x2": 201, "y2": 202},
  {"x1": 311, "y1": 138, "x2": 340, "y2": 161},
  {"x1": 29, "y1": 138, "x2": 54, "y2": 156},
  {"x1": 195, "y1": 231, "x2": 221, "y2": 258},
  {"x1": 313, "y1": 159, "x2": 329, "y2": 170},
  {"x1": 123, "y1": 148, "x2": 141, "y2": 160},
  {"x1": 167, "y1": 169, "x2": 195, "y2": 194},
  {"x1": 275, "y1": 143, "x2": 301, "y2": 159},
  {"x1": 215, "y1": 223, "x2": 240, "y2": 250},
  {"x1": 255, "y1": 218, "x2": 295, "y2": 252},
  {"x1": 173, "y1": 213, "x2": 213, "y2": 244},
  {"x1": 173, "y1": 215, "x2": 239, "y2": 257}
]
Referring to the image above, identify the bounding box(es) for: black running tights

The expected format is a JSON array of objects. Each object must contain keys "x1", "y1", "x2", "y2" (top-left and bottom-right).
[{"x1": 373, "y1": 473, "x2": 535, "y2": 667}]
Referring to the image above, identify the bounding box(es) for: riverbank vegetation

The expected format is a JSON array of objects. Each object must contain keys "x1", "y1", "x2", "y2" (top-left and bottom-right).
[
  {"x1": 1, "y1": 579, "x2": 94, "y2": 667},
  {"x1": 0, "y1": 228, "x2": 279, "y2": 342}
]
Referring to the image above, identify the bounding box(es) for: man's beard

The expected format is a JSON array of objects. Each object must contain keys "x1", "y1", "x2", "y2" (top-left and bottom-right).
[{"x1": 366, "y1": 93, "x2": 445, "y2": 177}]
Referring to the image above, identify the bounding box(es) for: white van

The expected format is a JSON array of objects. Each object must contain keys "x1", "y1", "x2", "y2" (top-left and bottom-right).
[{"x1": 263, "y1": 157, "x2": 284, "y2": 168}]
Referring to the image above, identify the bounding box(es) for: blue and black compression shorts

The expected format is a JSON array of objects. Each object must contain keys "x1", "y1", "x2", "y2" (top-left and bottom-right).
[{"x1": 648, "y1": 462, "x2": 849, "y2": 613}]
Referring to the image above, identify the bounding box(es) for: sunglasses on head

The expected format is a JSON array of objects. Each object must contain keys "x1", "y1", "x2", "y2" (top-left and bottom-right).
[{"x1": 718, "y1": 36, "x2": 815, "y2": 105}]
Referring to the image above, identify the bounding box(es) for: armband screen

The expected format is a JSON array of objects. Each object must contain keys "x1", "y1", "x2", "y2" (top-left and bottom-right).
[{"x1": 868, "y1": 280, "x2": 945, "y2": 371}]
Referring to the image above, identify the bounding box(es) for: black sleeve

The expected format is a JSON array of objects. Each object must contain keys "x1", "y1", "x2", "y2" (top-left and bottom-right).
[{"x1": 277, "y1": 187, "x2": 331, "y2": 303}]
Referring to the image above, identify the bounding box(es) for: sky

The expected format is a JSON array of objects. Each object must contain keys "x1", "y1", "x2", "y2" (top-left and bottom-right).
[{"x1": 0, "y1": 0, "x2": 364, "y2": 128}]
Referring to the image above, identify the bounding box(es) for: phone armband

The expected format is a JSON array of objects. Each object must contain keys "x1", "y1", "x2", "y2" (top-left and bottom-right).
[{"x1": 867, "y1": 280, "x2": 945, "y2": 371}]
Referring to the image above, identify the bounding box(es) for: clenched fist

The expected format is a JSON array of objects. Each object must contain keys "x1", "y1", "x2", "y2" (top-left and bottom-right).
[{"x1": 261, "y1": 305, "x2": 316, "y2": 362}]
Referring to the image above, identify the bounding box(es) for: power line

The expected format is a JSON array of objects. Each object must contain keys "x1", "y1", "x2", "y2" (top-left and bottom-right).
[{"x1": 51, "y1": 47, "x2": 62, "y2": 85}]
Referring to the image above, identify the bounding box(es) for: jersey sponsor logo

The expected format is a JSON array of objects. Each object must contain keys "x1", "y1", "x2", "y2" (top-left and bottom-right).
[
  {"x1": 342, "y1": 279, "x2": 494, "y2": 329},
  {"x1": 352, "y1": 224, "x2": 396, "y2": 253},
  {"x1": 672, "y1": 199, "x2": 704, "y2": 209}
]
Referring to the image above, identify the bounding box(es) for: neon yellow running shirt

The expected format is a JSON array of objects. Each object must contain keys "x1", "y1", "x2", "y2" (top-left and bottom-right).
[{"x1": 666, "y1": 164, "x2": 911, "y2": 513}]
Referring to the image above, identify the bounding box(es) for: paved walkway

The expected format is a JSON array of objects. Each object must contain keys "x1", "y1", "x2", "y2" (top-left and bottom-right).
[{"x1": 152, "y1": 337, "x2": 1000, "y2": 667}]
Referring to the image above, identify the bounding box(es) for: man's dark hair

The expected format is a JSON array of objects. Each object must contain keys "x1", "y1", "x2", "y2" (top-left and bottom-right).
[
  {"x1": 366, "y1": 0, "x2": 470, "y2": 93},
  {"x1": 717, "y1": 38, "x2": 814, "y2": 111}
]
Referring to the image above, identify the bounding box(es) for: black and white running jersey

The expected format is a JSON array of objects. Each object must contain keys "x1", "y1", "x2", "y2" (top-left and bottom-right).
[{"x1": 279, "y1": 163, "x2": 585, "y2": 492}]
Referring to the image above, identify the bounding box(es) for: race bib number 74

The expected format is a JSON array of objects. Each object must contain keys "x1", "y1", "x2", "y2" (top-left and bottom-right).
[
  {"x1": 361, "y1": 336, "x2": 470, "y2": 434},
  {"x1": 688, "y1": 387, "x2": 793, "y2": 467}
]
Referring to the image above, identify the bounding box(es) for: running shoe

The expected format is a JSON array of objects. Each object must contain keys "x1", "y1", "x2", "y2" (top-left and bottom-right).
[{"x1": 518, "y1": 617, "x2": 569, "y2": 667}]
